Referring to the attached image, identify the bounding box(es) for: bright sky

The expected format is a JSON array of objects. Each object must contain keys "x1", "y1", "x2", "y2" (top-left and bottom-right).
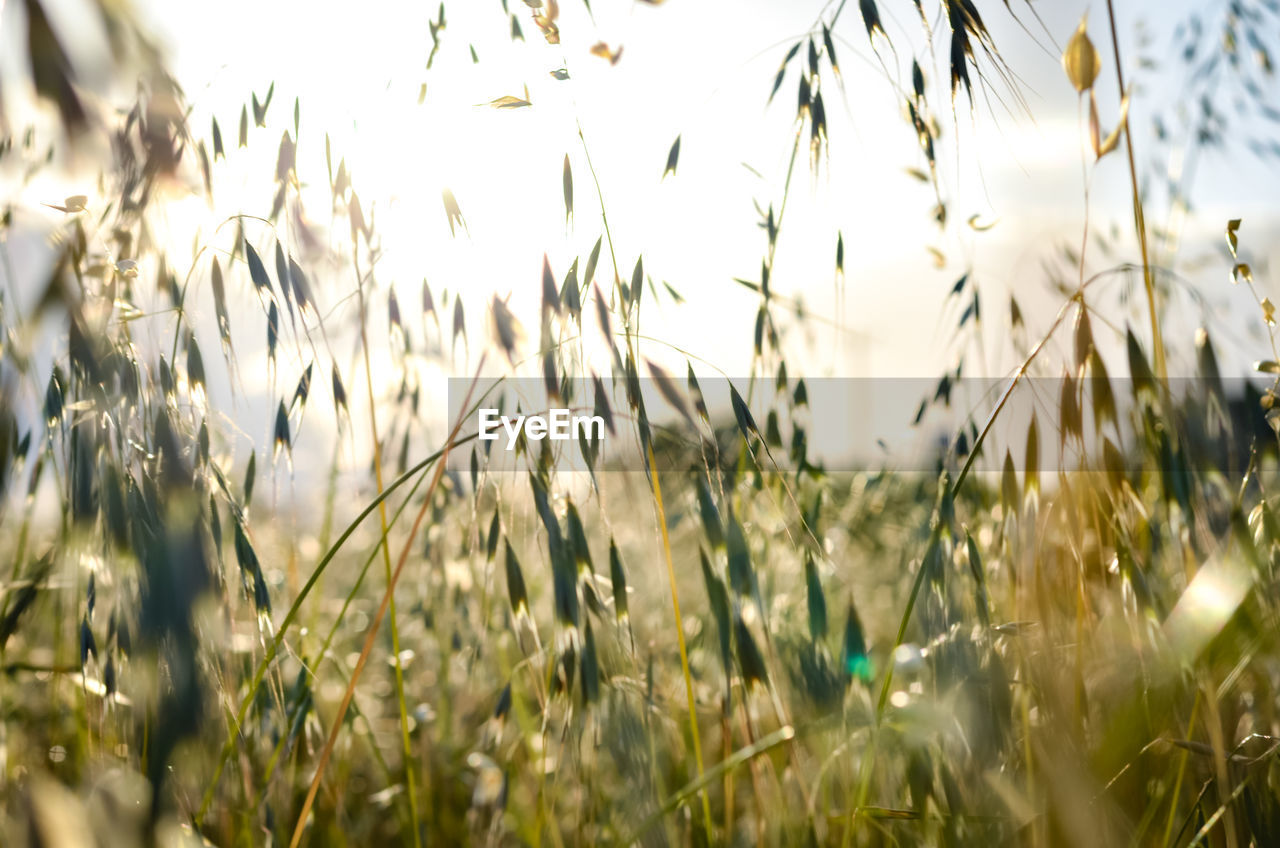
[{"x1": 121, "y1": 0, "x2": 1278, "y2": 374}]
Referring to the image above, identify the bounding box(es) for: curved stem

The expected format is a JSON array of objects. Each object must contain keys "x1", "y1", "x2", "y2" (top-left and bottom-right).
[
  {"x1": 194, "y1": 430, "x2": 479, "y2": 827},
  {"x1": 288, "y1": 361, "x2": 484, "y2": 848}
]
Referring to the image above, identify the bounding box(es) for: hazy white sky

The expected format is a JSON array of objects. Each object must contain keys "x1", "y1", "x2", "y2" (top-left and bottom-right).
[{"x1": 117, "y1": 0, "x2": 1277, "y2": 381}]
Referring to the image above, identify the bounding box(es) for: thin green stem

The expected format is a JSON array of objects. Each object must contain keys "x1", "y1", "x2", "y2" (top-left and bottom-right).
[
  {"x1": 353, "y1": 253, "x2": 421, "y2": 847},
  {"x1": 619, "y1": 724, "x2": 796, "y2": 846},
  {"x1": 287, "y1": 363, "x2": 484, "y2": 848},
  {"x1": 647, "y1": 441, "x2": 714, "y2": 839},
  {"x1": 194, "y1": 433, "x2": 477, "y2": 826}
]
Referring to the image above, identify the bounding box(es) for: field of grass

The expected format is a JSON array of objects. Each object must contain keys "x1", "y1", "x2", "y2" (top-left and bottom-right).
[{"x1": 3, "y1": 0, "x2": 1280, "y2": 845}]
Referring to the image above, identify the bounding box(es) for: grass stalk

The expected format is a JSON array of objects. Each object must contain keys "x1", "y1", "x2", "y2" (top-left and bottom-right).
[
  {"x1": 287, "y1": 363, "x2": 483, "y2": 848},
  {"x1": 353, "y1": 255, "x2": 421, "y2": 846},
  {"x1": 646, "y1": 441, "x2": 715, "y2": 839},
  {"x1": 195, "y1": 432, "x2": 478, "y2": 826},
  {"x1": 1104, "y1": 0, "x2": 1167, "y2": 385},
  {"x1": 620, "y1": 724, "x2": 795, "y2": 846}
]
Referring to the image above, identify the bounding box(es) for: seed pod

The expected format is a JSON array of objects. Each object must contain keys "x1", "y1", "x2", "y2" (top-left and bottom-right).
[
  {"x1": 696, "y1": 475, "x2": 725, "y2": 550},
  {"x1": 80, "y1": 616, "x2": 97, "y2": 666},
  {"x1": 608, "y1": 538, "x2": 629, "y2": 626},
  {"x1": 504, "y1": 540, "x2": 528, "y2": 617},
  {"x1": 804, "y1": 554, "x2": 827, "y2": 641},
  {"x1": 580, "y1": 616, "x2": 600, "y2": 705},
  {"x1": 486, "y1": 509, "x2": 501, "y2": 561},
  {"x1": 842, "y1": 599, "x2": 872, "y2": 682},
  {"x1": 734, "y1": 614, "x2": 768, "y2": 689}
]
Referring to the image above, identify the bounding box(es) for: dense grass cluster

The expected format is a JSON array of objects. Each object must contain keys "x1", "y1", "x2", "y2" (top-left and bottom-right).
[{"x1": 3, "y1": 0, "x2": 1280, "y2": 846}]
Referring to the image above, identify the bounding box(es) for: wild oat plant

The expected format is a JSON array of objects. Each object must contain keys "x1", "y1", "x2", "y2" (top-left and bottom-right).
[{"x1": 2, "y1": 1, "x2": 1280, "y2": 845}]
